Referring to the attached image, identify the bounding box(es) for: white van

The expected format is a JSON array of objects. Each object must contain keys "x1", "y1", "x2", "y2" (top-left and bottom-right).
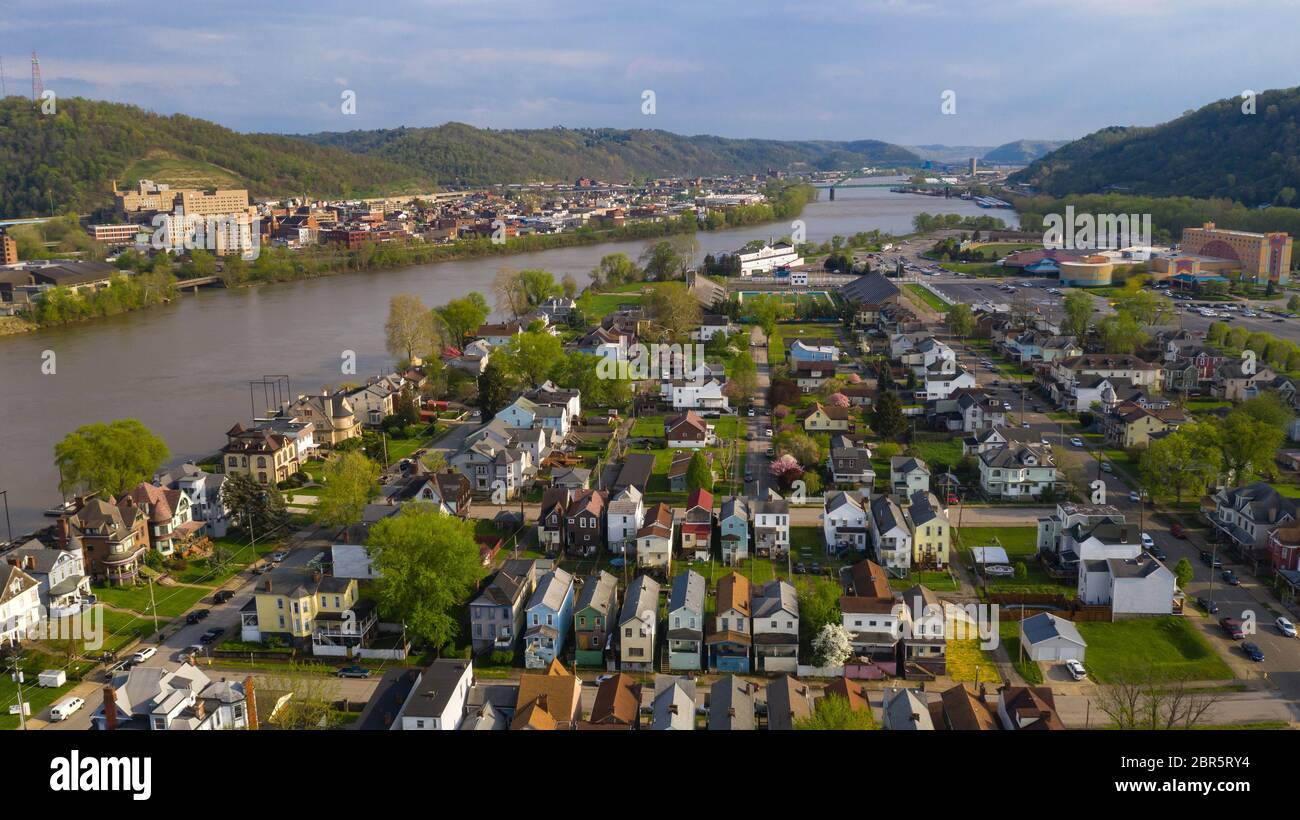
[
  {"x1": 132, "y1": 646, "x2": 157, "y2": 664},
  {"x1": 50, "y1": 696, "x2": 86, "y2": 721}
]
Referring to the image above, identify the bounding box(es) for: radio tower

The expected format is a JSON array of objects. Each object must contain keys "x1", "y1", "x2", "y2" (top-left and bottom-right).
[{"x1": 31, "y1": 52, "x2": 42, "y2": 102}]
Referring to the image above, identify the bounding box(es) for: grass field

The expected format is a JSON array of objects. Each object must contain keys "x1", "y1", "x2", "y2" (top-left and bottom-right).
[
  {"x1": 122, "y1": 151, "x2": 245, "y2": 190},
  {"x1": 905, "y1": 283, "x2": 948, "y2": 312},
  {"x1": 910, "y1": 439, "x2": 964, "y2": 471},
  {"x1": 1075, "y1": 617, "x2": 1233, "y2": 683}
]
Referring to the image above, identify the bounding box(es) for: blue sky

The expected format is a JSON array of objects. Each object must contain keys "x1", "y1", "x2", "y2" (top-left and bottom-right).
[{"x1": 5, "y1": 0, "x2": 1299, "y2": 145}]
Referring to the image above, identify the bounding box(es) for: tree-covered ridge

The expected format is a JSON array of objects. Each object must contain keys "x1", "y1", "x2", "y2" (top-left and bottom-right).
[
  {"x1": 981, "y1": 139, "x2": 1066, "y2": 164},
  {"x1": 1010, "y1": 87, "x2": 1300, "y2": 205},
  {"x1": 0, "y1": 96, "x2": 434, "y2": 217},
  {"x1": 298, "y1": 123, "x2": 921, "y2": 186}
]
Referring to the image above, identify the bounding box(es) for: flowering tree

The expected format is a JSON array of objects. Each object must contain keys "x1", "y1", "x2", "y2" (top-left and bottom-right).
[
  {"x1": 769, "y1": 453, "x2": 800, "y2": 477},
  {"x1": 846, "y1": 372, "x2": 862, "y2": 384},
  {"x1": 812, "y1": 623, "x2": 852, "y2": 667},
  {"x1": 828, "y1": 392, "x2": 850, "y2": 408}
]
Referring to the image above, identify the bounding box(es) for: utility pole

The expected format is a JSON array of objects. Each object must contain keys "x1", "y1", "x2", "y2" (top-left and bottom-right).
[
  {"x1": 147, "y1": 574, "x2": 160, "y2": 634},
  {"x1": 7, "y1": 652, "x2": 28, "y2": 730},
  {"x1": 0, "y1": 490, "x2": 11, "y2": 547}
]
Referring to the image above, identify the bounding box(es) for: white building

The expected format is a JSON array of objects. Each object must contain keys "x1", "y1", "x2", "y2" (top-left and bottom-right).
[
  {"x1": 735, "y1": 242, "x2": 803, "y2": 276},
  {"x1": 394, "y1": 659, "x2": 474, "y2": 730}
]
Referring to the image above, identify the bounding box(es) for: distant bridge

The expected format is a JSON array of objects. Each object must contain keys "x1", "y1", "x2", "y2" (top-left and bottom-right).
[{"x1": 174, "y1": 276, "x2": 223, "y2": 291}]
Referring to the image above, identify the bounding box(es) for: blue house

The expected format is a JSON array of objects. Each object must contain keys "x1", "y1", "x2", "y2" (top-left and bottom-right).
[
  {"x1": 719, "y1": 496, "x2": 750, "y2": 566},
  {"x1": 706, "y1": 572, "x2": 752, "y2": 673},
  {"x1": 788, "y1": 339, "x2": 839, "y2": 363},
  {"x1": 523, "y1": 568, "x2": 576, "y2": 669}
]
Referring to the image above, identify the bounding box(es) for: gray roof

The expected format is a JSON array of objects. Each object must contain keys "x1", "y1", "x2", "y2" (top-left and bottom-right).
[
  {"x1": 870, "y1": 494, "x2": 905, "y2": 533},
  {"x1": 620, "y1": 574, "x2": 661, "y2": 626},
  {"x1": 400, "y1": 659, "x2": 472, "y2": 719},
  {"x1": 526, "y1": 568, "x2": 574, "y2": 614},
  {"x1": 906, "y1": 491, "x2": 941, "y2": 528},
  {"x1": 882, "y1": 687, "x2": 934, "y2": 730},
  {"x1": 719, "y1": 496, "x2": 749, "y2": 522},
  {"x1": 708, "y1": 675, "x2": 756, "y2": 730},
  {"x1": 753, "y1": 580, "x2": 798, "y2": 620},
  {"x1": 1021, "y1": 612, "x2": 1086, "y2": 648},
  {"x1": 575, "y1": 570, "x2": 618, "y2": 616},
  {"x1": 650, "y1": 676, "x2": 696, "y2": 730},
  {"x1": 841, "y1": 272, "x2": 900, "y2": 305},
  {"x1": 668, "y1": 570, "x2": 705, "y2": 615}
]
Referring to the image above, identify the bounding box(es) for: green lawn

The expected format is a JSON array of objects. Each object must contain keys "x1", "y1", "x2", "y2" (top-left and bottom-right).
[
  {"x1": 910, "y1": 439, "x2": 964, "y2": 471},
  {"x1": 630, "y1": 415, "x2": 666, "y2": 438},
  {"x1": 955, "y1": 526, "x2": 1038, "y2": 556},
  {"x1": 905, "y1": 283, "x2": 948, "y2": 312},
  {"x1": 1075, "y1": 617, "x2": 1233, "y2": 683},
  {"x1": 93, "y1": 581, "x2": 214, "y2": 619},
  {"x1": 1000, "y1": 620, "x2": 1044, "y2": 684}
]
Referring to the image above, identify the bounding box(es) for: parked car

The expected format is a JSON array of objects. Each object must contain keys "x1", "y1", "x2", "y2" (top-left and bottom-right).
[
  {"x1": 1128, "y1": 491, "x2": 1141, "y2": 503},
  {"x1": 764, "y1": 428, "x2": 772, "y2": 437},
  {"x1": 1197, "y1": 597, "x2": 1219, "y2": 614},
  {"x1": 49, "y1": 696, "x2": 86, "y2": 722},
  {"x1": 132, "y1": 646, "x2": 157, "y2": 664},
  {"x1": 1241, "y1": 641, "x2": 1265, "y2": 662},
  {"x1": 213, "y1": 590, "x2": 234, "y2": 604},
  {"x1": 1064, "y1": 659, "x2": 1087, "y2": 681},
  {"x1": 1170, "y1": 522, "x2": 1188, "y2": 539},
  {"x1": 1221, "y1": 570, "x2": 1240, "y2": 586},
  {"x1": 198, "y1": 627, "x2": 224, "y2": 645},
  {"x1": 1140, "y1": 532, "x2": 1154, "y2": 549},
  {"x1": 1100, "y1": 462, "x2": 1112, "y2": 473},
  {"x1": 186, "y1": 611, "x2": 203, "y2": 625},
  {"x1": 1277, "y1": 616, "x2": 1297, "y2": 637},
  {"x1": 338, "y1": 664, "x2": 372, "y2": 679},
  {"x1": 1219, "y1": 617, "x2": 1245, "y2": 640},
  {"x1": 1070, "y1": 437, "x2": 1085, "y2": 447},
  {"x1": 794, "y1": 563, "x2": 807, "y2": 574},
  {"x1": 270, "y1": 551, "x2": 289, "y2": 562},
  {"x1": 1146, "y1": 545, "x2": 1167, "y2": 561}
]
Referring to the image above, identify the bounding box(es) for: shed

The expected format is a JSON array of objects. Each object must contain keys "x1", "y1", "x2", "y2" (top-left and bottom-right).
[{"x1": 1019, "y1": 612, "x2": 1087, "y2": 662}]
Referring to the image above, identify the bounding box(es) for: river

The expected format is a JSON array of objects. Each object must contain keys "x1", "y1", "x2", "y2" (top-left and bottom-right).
[{"x1": 0, "y1": 177, "x2": 1013, "y2": 536}]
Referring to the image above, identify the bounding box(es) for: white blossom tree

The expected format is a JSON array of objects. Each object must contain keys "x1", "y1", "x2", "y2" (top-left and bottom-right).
[{"x1": 812, "y1": 623, "x2": 852, "y2": 667}]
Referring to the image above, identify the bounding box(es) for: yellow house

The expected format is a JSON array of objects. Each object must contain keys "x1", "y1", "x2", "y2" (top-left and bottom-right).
[
  {"x1": 802, "y1": 402, "x2": 851, "y2": 432},
  {"x1": 245, "y1": 568, "x2": 372, "y2": 651},
  {"x1": 905, "y1": 491, "x2": 951, "y2": 569},
  {"x1": 221, "y1": 423, "x2": 300, "y2": 486}
]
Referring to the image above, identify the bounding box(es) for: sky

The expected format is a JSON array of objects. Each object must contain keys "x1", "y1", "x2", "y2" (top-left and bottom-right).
[{"x1": 4, "y1": 0, "x2": 1300, "y2": 146}]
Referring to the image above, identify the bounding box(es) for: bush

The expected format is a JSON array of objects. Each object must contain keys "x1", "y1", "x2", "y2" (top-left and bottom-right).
[
  {"x1": 489, "y1": 650, "x2": 514, "y2": 666},
  {"x1": 876, "y1": 442, "x2": 900, "y2": 459}
]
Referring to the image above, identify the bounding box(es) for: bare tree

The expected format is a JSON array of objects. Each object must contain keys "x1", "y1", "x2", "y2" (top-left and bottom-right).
[
  {"x1": 1091, "y1": 670, "x2": 1223, "y2": 729},
  {"x1": 384, "y1": 293, "x2": 431, "y2": 363},
  {"x1": 492, "y1": 268, "x2": 528, "y2": 320},
  {"x1": 260, "y1": 664, "x2": 345, "y2": 730}
]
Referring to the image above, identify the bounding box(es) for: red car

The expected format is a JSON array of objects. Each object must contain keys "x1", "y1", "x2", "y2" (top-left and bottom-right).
[
  {"x1": 1219, "y1": 617, "x2": 1245, "y2": 640},
  {"x1": 1170, "y1": 522, "x2": 1188, "y2": 539}
]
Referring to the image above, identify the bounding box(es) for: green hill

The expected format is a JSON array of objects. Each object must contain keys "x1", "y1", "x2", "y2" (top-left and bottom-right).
[
  {"x1": 1009, "y1": 87, "x2": 1300, "y2": 205},
  {"x1": 982, "y1": 139, "x2": 1066, "y2": 164},
  {"x1": 0, "y1": 96, "x2": 434, "y2": 218},
  {"x1": 299, "y1": 123, "x2": 921, "y2": 186}
]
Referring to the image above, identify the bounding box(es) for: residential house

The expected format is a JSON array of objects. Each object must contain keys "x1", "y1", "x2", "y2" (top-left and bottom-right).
[
  {"x1": 449, "y1": 422, "x2": 532, "y2": 500},
  {"x1": 469, "y1": 558, "x2": 549, "y2": 654},
  {"x1": 1214, "y1": 362, "x2": 1276, "y2": 402},
  {"x1": 93, "y1": 663, "x2": 250, "y2": 731},
  {"x1": 398, "y1": 470, "x2": 472, "y2": 517},
  {"x1": 606, "y1": 485, "x2": 645, "y2": 555},
  {"x1": 242, "y1": 567, "x2": 374, "y2": 655},
  {"x1": 117, "y1": 482, "x2": 200, "y2": 557},
  {"x1": 794, "y1": 360, "x2": 836, "y2": 393},
  {"x1": 220, "y1": 423, "x2": 300, "y2": 486},
  {"x1": 706, "y1": 572, "x2": 752, "y2": 673},
  {"x1": 496, "y1": 395, "x2": 571, "y2": 438},
  {"x1": 918, "y1": 366, "x2": 977, "y2": 402},
  {"x1": 679, "y1": 488, "x2": 714, "y2": 562},
  {"x1": 890, "y1": 457, "x2": 930, "y2": 497},
  {"x1": 828, "y1": 440, "x2": 875, "y2": 486},
  {"x1": 694, "y1": 313, "x2": 732, "y2": 341},
  {"x1": 512, "y1": 659, "x2": 582, "y2": 730},
  {"x1": 881, "y1": 687, "x2": 935, "y2": 730},
  {"x1": 562, "y1": 489, "x2": 607, "y2": 557},
  {"x1": 1078, "y1": 555, "x2": 1177, "y2": 615},
  {"x1": 618, "y1": 574, "x2": 661, "y2": 672},
  {"x1": 1100, "y1": 403, "x2": 1187, "y2": 449},
  {"x1": 751, "y1": 499, "x2": 791, "y2": 558},
  {"x1": 869, "y1": 494, "x2": 913, "y2": 571},
  {"x1": 154, "y1": 462, "x2": 229, "y2": 538},
  {"x1": 393, "y1": 659, "x2": 474, "y2": 730},
  {"x1": 803, "y1": 402, "x2": 851, "y2": 432},
  {"x1": 57, "y1": 497, "x2": 150, "y2": 586},
  {"x1": 636, "y1": 502, "x2": 675, "y2": 571},
  {"x1": 898, "y1": 585, "x2": 948, "y2": 678},
  {"x1": 823, "y1": 490, "x2": 870, "y2": 553},
  {"x1": 606, "y1": 453, "x2": 655, "y2": 496},
  {"x1": 668, "y1": 450, "x2": 714, "y2": 493},
  {"x1": 997, "y1": 686, "x2": 1064, "y2": 730},
  {"x1": 289, "y1": 390, "x2": 360, "y2": 447},
  {"x1": 345, "y1": 377, "x2": 402, "y2": 426},
  {"x1": 1207, "y1": 482, "x2": 1297, "y2": 560},
  {"x1": 978, "y1": 442, "x2": 1059, "y2": 499},
  {"x1": 552, "y1": 466, "x2": 591, "y2": 490},
  {"x1": 667, "y1": 570, "x2": 706, "y2": 671},
  {"x1": 905, "y1": 491, "x2": 950, "y2": 569},
  {"x1": 665, "y1": 410, "x2": 710, "y2": 448},
  {"x1": 789, "y1": 339, "x2": 839, "y2": 363},
  {"x1": 764, "y1": 674, "x2": 813, "y2": 730},
  {"x1": 707, "y1": 675, "x2": 756, "y2": 730},
  {"x1": 718, "y1": 496, "x2": 750, "y2": 566},
  {"x1": 574, "y1": 571, "x2": 619, "y2": 667},
  {"x1": 583, "y1": 673, "x2": 642, "y2": 729},
  {"x1": 524, "y1": 380, "x2": 582, "y2": 421},
  {"x1": 523, "y1": 568, "x2": 576, "y2": 669},
  {"x1": 752, "y1": 580, "x2": 799, "y2": 673},
  {"x1": 823, "y1": 676, "x2": 873, "y2": 715},
  {"x1": 938, "y1": 683, "x2": 1000, "y2": 730},
  {"x1": 0, "y1": 563, "x2": 41, "y2": 647},
  {"x1": 650, "y1": 675, "x2": 696, "y2": 730},
  {"x1": 3, "y1": 539, "x2": 90, "y2": 618},
  {"x1": 669, "y1": 378, "x2": 730, "y2": 413}
]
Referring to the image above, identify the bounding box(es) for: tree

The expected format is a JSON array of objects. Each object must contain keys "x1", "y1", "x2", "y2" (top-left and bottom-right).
[
  {"x1": 730, "y1": 351, "x2": 759, "y2": 402},
  {"x1": 1217, "y1": 411, "x2": 1283, "y2": 483},
  {"x1": 476, "y1": 359, "x2": 512, "y2": 419},
  {"x1": 811, "y1": 623, "x2": 852, "y2": 667},
  {"x1": 770, "y1": 377, "x2": 800, "y2": 407},
  {"x1": 1205, "y1": 321, "x2": 1228, "y2": 347},
  {"x1": 746, "y1": 293, "x2": 793, "y2": 338},
  {"x1": 945, "y1": 302, "x2": 974, "y2": 338},
  {"x1": 369, "y1": 504, "x2": 485, "y2": 649},
  {"x1": 560, "y1": 273, "x2": 579, "y2": 298},
  {"x1": 491, "y1": 268, "x2": 528, "y2": 318},
  {"x1": 799, "y1": 582, "x2": 841, "y2": 652},
  {"x1": 1289, "y1": 295, "x2": 1300, "y2": 313},
  {"x1": 590, "y1": 252, "x2": 640, "y2": 288},
  {"x1": 1092, "y1": 670, "x2": 1221, "y2": 730},
  {"x1": 261, "y1": 664, "x2": 344, "y2": 729},
  {"x1": 435, "y1": 292, "x2": 489, "y2": 345},
  {"x1": 1062, "y1": 291, "x2": 1093, "y2": 338},
  {"x1": 1139, "y1": 426, "x2": 1221, "y2": 503},
  {"x1": 642, "y1": 282, "x2": 702, "y2": 340},
  {"x1": 686, "y1": 450, "x2": 713, "y2": 493},
  {"x1": 384, "y1": 293, "x2": 431, "y2": 363},
  {"x1": 518, "y1": 268, "x2": 562, "y2": 309},
  {"x1": 497, "y1": 329, "x2": 564, "y2": 387},
  {"x1": 54, "y1": 419, "x2": 170, "y2": 497},
  {"x1": 1097, "y1": 312, "x2": 1148, "y2": 354},
  {"x1": 639, "y1": 240, "x2": 683, "y2": 281},
  {"x1": 776, "y1": 430, "x2": 821, "y2": 466},
  {"x1": 314, "y1": 452, "x2": 381, "y2": 529},
  {"x1": 223, "y1": 472, "x2": 287, "y2": 534},
  {"x1": 795, "y1": 695, "x2": 874, "y2": 730},
  {"x1": 1173, "y1": 557, "x2": 1194, "y2": 589},
  {"x1": 871, "y1": 390, "x2": 906, "y2": 438}
]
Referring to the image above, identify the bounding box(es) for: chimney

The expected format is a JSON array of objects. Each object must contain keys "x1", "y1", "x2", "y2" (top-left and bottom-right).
[
  {"x1": 727, "y1": 707, "x2": 736, "y2": 717},
  {"x1": 57, "y1": 517, "x2": 69, "y2": 546},
  {"x1": 311, "y1": 569, "x2": 322, "y2": 584},
  {"x1": 667, "y1": 704, "x2": 678, "y2": 715},
  {"x1": 102, "y1": 685, "x2": 118, "y2": 731},
  {"x1": 244, "y1": 675, "x2": 257, "y2": 730},
  {"x1": 263, "y1": 578, "x2": 272, "y2": 593},
  {"x1": 194, "y1": 699, "x2": 207, "y2": 721}
]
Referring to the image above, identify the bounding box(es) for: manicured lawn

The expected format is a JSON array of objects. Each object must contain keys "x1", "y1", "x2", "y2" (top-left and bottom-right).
[
  {"x1": 93, "y1": 581, "x2": 214, "y2": 619},
  {"x1": 630, "y1": 414, "x2": 666, "y2": 438},
  {"x1": 1075, "y1": 616, "x2": 1233, "y2": 683},
  {"x1": 910, "y1": 439, "x2": 964, "y2": 471},
  {"x1": 955, "y1": 526, "x2": 1038, "y2": 556},
  {"x1": 905, "y1": 283, "x2": 948, "y2": 312}
]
